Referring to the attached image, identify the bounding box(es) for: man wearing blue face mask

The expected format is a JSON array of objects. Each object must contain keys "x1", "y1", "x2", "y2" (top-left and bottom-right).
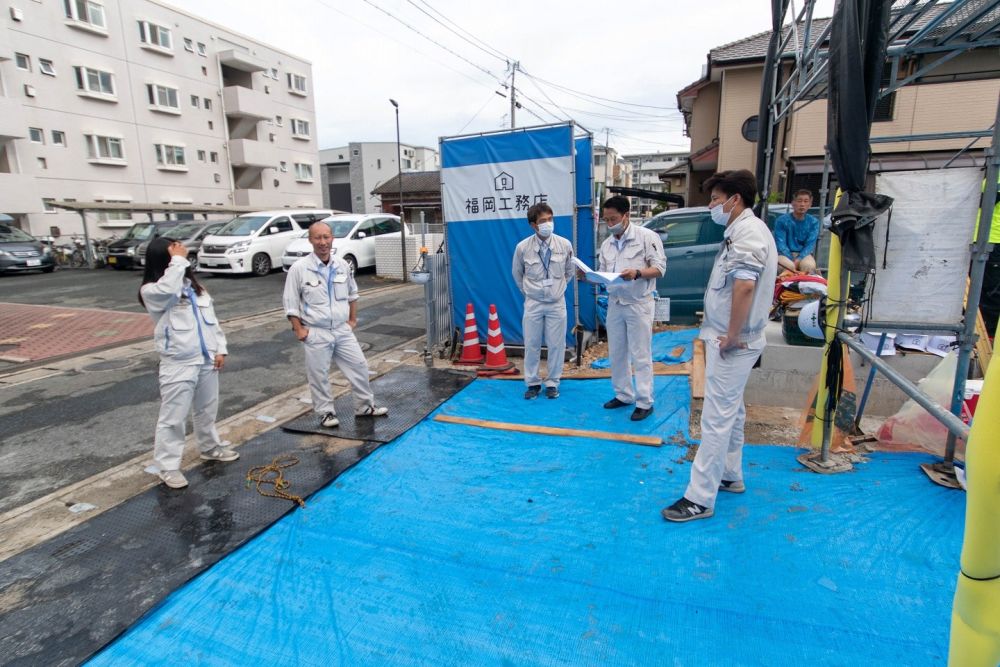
[
  {"x1": 662, "y1": 169, "x2": 777, "y2": 523},
  {"x1": 512, "y1": 203, "x2": 575, "y2": 399},
  {"x1": 592, "y1": 195, "x2": 666, "y2": 421}
]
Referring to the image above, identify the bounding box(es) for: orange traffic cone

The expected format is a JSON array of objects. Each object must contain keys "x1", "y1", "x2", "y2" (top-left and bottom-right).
[
  {"x1": 479, "y1": 304, "x2": 518, "y2": 376},
  {"x1": 453, "y1": 303, "x2": 484, "y2": 366}
]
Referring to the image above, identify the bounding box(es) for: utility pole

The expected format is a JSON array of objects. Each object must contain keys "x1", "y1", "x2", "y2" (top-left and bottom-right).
[
  {"x1": 604, "y1": 128, "x2": 611, "y2": 196},
  {"x1": 509, "y1": 61, "x2": 518, "y2": 129}
]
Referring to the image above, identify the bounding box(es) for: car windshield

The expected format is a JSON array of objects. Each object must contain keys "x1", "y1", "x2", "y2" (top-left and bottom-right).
[
  {"x1": 0, "y1": 224, "x2": 35, "y2": 243},
  {"x1": 327, "y1": 220, "x2": 357, "y2": 238},
  {"x1": 123, "y1": 224, "x2": 156, "y2": 241},
  {"x1": 164, "y1": 223, "x2": 203, "y2": 239},
  {"x1": 215, "y1": 216, "x2": 270, "y2": 236}
]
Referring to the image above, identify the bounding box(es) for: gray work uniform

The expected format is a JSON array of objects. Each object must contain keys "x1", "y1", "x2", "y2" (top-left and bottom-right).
[
  {"x1": 283, "y1": 253, "x2": 375, "y2": 416},
  {"x1": 686, "y1": 208, "x2": 778, "y2": 508},
  {"x1": 512, "y1": 233, "x2": 575, "y2": 388},
  {"x1": 598, "y1": 222, "x2": 666, "y2": 409},
  {"x1": 141, "y1": 256, "x2": 227, "y2": 473}
]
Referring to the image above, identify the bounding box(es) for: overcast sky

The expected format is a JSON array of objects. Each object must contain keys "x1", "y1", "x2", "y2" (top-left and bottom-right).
[{"x1": 165, "y1": 0, "x2": 835, "y2": 156}]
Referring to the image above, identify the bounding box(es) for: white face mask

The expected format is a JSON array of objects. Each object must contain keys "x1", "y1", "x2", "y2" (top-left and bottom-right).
[
  {"x1": 709, "y1": 196, "x2": 735, "y2": 226},
  {"x1": 536, "y1": 221, "x2": 553, "y2": 238},
  {"x1": 607, "y1": 218, "x2": 626, "y2": 235}
]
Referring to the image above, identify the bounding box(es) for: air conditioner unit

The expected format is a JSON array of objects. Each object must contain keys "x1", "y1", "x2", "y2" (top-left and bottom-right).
[
  {"x1": 10, "y1": 7, "x2": 24, "y2": 21},
  {"x1": 24, "y1": 84, "x2": 36, "y2": 97}
]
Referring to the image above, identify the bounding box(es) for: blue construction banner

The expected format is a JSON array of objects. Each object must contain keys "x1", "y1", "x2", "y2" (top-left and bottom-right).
[{"x1": 442, "y1": 123, "x2": 593, "y2": 346}]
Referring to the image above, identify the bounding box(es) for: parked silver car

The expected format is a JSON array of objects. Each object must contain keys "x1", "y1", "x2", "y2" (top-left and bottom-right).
[{"x1": 137, "y1": 221, "x2": 226, "y2": 269}]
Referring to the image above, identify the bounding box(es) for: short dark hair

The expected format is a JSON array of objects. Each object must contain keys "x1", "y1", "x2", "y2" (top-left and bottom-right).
[
  {"x1": 793, "y1": 189, "x2": 814, "y2": 201},
  {"x1": 527, "y1": 202, "x2": 553, "y2": 224},
  {"x1": 702, "y1": 170, "x2": 756, "y2": 208},
  {"x1": 602, "y1": 195, "x2": 630, "y2": 215}
]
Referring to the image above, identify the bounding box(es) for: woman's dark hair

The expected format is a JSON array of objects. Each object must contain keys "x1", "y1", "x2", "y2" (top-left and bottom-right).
[
  {"x1": 703, "y1": 169, "x2": 757, "y2": 208},
  {"x1": 138, "y1": 236, "x2": 203, "y2": 306}
]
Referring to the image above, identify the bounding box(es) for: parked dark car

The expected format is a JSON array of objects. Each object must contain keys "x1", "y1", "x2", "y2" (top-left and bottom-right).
[
  {"x1": 136, "y1": 221, "x2": 226, "y2": 269},
  {"x1": 0, "y1": 222, "x2": 55, "y2": 274},
  {"x1": 106, "y1": 220, "x2": 180, "y2": 270},
  {"x1": 641, "y1": 204, "x2": 824, "y2": 322}
]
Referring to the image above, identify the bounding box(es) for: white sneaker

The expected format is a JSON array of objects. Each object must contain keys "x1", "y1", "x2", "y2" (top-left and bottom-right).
[
  {"x1": 200, "y1": 446, "x2": 239, "y2": 462},
  {"x1": 356, "y1": 405, "x2": 389, "y2": 417},
  {"x1": 320, "y1": 412, "x2": 340, "y2": 428},
  {"x1": 158, "y1": 469, "x2": 188, "y2": 489}
]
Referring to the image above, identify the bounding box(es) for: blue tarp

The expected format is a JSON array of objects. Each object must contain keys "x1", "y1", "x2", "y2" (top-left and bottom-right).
[
  {"x1": 90, "y1": 377, "x2": 962, "y2": 666},
  {"x1": 591, "y1": 328, "x2": 700, "y2": 369}
]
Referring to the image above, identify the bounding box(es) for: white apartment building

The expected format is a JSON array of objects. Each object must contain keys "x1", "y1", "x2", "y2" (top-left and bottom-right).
[
  {"x1": 594, "y1": 144, "x2": 633, "y2": 195},
  {"x1": 1, "y1": 0, "x2": 321, "y2": 237},
  {"x1": 320, "y1": 142, "x2": 439, "y2": 214},
  {"x1": 623, "y1": 151, "x2": 688, "y2": 217}
]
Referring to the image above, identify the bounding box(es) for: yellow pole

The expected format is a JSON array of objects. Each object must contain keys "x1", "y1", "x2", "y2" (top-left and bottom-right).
[
  {"x1": 949, "y1": 319, "x2": 1000, "y2": 666},
  {"x1": 812, "y1": 189, "x2": 846, "y2": 452}
]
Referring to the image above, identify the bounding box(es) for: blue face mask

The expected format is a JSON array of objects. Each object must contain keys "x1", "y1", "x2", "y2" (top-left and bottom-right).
[{"x1": 710, "y1": 196, "x2": 735, "y2": 226}]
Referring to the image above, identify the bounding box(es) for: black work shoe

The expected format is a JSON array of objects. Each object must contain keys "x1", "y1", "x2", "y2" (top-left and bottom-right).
[
  {"x1": 719, "y1": 479, "x2": 746, "y2": 493},
  {"x1": 630, "y1": 406, "x2": 654, "y2": 421},
  {"x1": 603, "y1": 397, "x2": 630, "y2": 409},
  {"x1": 524, "y1": 385, "x2": 541, "y2": 400},
  {"x1": 661, "y1": 497, "x2": 714, "y2": 523},
  {"x1": 545, "y1": 386, "x2": 559, "y2": 399}
]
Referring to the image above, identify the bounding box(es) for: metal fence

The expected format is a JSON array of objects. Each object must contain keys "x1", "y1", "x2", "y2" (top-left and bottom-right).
[{"x1": 421, "y1": 251, "x2": 453, "y2": 364}]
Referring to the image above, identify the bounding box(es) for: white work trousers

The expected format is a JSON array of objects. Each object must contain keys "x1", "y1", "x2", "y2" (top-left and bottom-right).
[
  {"x1": 606, "y1": 299, "x2": 655, "y2": 409},
  {"x1": 303, "y1": 324, "x2": 374, "y2": 415},
  {"x1": 685, "y1": 339, "x2": 762, "y2": 508},
  {"x1": 153, "y1": 362, "x2": 222, "y2": 472},
  {"x1": 522, "y1": 298, "x2": 567, "y2": 388}
]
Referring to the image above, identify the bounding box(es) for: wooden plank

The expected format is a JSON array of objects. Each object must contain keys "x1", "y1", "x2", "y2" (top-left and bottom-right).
[
  {"x1": 691, "y1": 338, "x2": 706, "y2": 399},
  {"x1": 433, "y1": 413, "x2": 663, "y2": 447}
]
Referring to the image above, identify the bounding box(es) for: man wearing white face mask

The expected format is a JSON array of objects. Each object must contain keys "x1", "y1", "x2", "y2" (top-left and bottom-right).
[
  {"x1": 592, "y1": 195, "x2": 666, "y2": 421},
  {"x1": 662, "y1": 169, "x2": 777, "y2": 523},
  {"x1": 512, "y1": 203, "x2": 575, "y2": 399}
]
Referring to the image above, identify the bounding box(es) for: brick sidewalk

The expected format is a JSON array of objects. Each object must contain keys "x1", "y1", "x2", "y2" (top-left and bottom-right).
[{"x1": 0, "y1": 303, "x2": 152, "y2": 363}]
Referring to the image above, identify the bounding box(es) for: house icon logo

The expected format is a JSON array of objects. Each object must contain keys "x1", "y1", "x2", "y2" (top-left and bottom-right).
[{"x1": 494, "y1": 171, "x2": 514, "y2": 191}]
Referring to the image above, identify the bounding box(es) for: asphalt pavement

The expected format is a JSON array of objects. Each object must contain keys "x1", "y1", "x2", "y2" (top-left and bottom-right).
[{"x1": 0, "y1": 266, "x2": 426, "y2": 514}]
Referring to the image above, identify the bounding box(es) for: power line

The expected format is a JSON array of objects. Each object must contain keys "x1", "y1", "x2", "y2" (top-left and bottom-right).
[
  {"x1": 609, "y1": 129, "x2": 689, "y2": 148},
  {"x1": 520, "y1": 70, "x2": 679, "y2": 112},
  {"x1": 456, "y1": 87, "x2": 506, "y2": 134},
  {"x1": 407, "y1": 0, "x2": 511, "y2": 63}
]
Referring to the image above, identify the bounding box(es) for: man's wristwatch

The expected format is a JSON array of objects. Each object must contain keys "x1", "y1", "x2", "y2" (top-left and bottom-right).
[{"x1": 634, "y1": 268, "x2": 642, "y2": 280}]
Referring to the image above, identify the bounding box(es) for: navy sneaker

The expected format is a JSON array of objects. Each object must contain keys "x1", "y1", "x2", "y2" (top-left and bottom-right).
[
  {"x1": 545, "y1": 386, "x2": 559, "y2": 399},
  {"x1": 719, "y1": 479, "x2": 746, "y2": 493},
  {"x1": 524, "y1": 385, "x2": 541, "y2": 400},
  {"x1": 630, "y1": 406, "x2": 654, "y2": 421},
  {"x1": 603, "y1": 397, "x2": 630, "y2": 409},
  {"x1": 661, "y1": 497, "x2": 714, "y2": 523}
]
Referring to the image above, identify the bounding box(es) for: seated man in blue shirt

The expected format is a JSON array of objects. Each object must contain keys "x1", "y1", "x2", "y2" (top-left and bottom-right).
[{"x1": 773, "y1": 189, "x2": 820, "y2": 274}]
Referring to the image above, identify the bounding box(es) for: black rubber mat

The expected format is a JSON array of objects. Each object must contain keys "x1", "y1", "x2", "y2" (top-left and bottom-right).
[
  {"x1": 282, "y1": 365, "x2": 473, "y2": 442},
  {"x1": 0, "y1": 366, "x2": 472, "y2": 667}
]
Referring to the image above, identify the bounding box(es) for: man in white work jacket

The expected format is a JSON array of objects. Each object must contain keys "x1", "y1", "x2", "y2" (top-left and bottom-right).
[
  {"x1": 512, "y1": 202, "x2": 575, "y2": 399},
  {"x1": 662, "y1": 169, "x2": 777, "y2": 523},
  {"x1": 283, "y1": 221, "x2": 388, "y2": 428},
  {"x1": 592, "y1": 195, "x2": 666, "y2": 421}
]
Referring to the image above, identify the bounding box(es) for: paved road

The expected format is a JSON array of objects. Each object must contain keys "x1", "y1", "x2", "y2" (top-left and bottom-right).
[{"x1": 0, "y1": 268, "x2": 426, "y2": 514}]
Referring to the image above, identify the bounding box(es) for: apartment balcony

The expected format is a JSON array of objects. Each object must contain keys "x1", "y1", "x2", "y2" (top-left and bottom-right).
[
  {"x1": 228, "y1": 138, "x2": 272, "y2": 168},
  {"x1": 0, "y1": 98, "x2": 27, "y2": 140},
  {"x1": 223, "y1": 86, "x2": 271, "y2": 120},
  {"x1": 0, "y1": 173, "x2": 39, "y2": 213},
  {"x1": 218, "y1": 49, "x2": 267, "y2": 73}
]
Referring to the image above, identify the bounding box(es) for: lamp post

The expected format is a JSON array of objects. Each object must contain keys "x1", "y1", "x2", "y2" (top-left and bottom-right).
[{"x1": 390, "y1": 98, "x2": 407, "y2": 282}]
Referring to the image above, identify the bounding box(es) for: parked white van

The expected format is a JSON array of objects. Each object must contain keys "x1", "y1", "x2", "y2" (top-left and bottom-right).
[
  {"x1": 198, "y1": 209, "x2": 332, "y2": 276},
  {"x1": 281, "y1": 214, "x2": 405, "y2": 273}
]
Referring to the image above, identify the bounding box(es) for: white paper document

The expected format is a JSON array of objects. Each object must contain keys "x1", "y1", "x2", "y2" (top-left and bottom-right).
[{"x1": 571, "y1": 257, "x2": 625, "y2": 286}]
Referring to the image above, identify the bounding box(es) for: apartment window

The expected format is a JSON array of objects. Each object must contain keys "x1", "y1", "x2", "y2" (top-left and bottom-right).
[
  {"x1": 290, "y1": 118, "x2": 310, "y2": 139},
  {"x1": 274, "y1": 115, "x2": 283, "y2": 127},
  {"x1": 190, "y1": 94, "x2": 199, "y2": 108},
  {"x1": 37, "y1": 157, "x2": 48, "y2": 169},
  {"x1": 29, "y1": 127, "x2": 44, "y2": 143},
  {"x1": 286, "y1": 73, "x2": 307, "y2": 95},
  {"x1": 270, "y1": 67, "x2": 278, "y2": 80},
  {"x1": 42, "y1": 198, "x2": 57, "y2": 212},
  {"x1": 154, "y1": 143, "x2": 186, "y2": 168},
  {"x1": 38, "y1": 59, "x2": 56, "y2": 76},
  {"x1": 874, "y1": 93, "x2": 896, "y2": 122},
  {"x1": 95, "y1": 198, "x2": 133, "y2": 222},
  {"x1": 207, "y1": 120, "x2": 213, "y2": 130},
  {"x1": 74, "y1": 66, "x2": 115, "y2": 97},
  {"x1": 279, "y1": 161, "x2": 287, "y2": 172},
  {"x1": 201, "y1": 66, "x2": 207, "y2": 76},
  {"x1": 294, "y1": 163, "x2": 313, "y2": 182},
  {"x1": 196, "y1": 42, "x2": 206, "y2": 56},
  {"x1": 64, "y1": 0, "x2": 106, "y2": 29},
  {"x1": 377, "y1": 159, "x2": 381, "y2": 169},
  {"x1": 85, "y1": 134, "x2": 124, "y2": 162},
  {"x1": 352, "y1": 149, "x2": 359, "y2": 156},
  {"x1": 146, "y1": 84, "x2": 179, "y2": 111},
  {"x1": 203, "y1": 97, "x2": 211, "y2": 110},
  {"x1": 183, "y1": 38, "x2": 194, "y2": 52},
  {"x1": 197, "y1": 150, "x2": 206, "y2": 161},
  {"x1": 209, "y1": 151, "x2": 218, "y2": 163},
  {"x1": 15, "y1": 53, "x2": 31, "y2": 71},
  {"x1": 138, "y1": 21, "x2": 172, "y2": 51},
  {"x1": 52, "y1": 130, "x2": 66, "y2": 146}
]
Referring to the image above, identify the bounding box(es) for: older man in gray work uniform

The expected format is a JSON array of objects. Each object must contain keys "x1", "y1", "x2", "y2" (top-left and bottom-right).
[
  {"x1": 592, "y1": 195, "x2": 666, "y2": 421},
  {"x1": 283, "y1": 221, "x2": 388, "y2": 429},
  {"x1": 512, "y1": 202, "x2": 575, "y2": 399}
]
